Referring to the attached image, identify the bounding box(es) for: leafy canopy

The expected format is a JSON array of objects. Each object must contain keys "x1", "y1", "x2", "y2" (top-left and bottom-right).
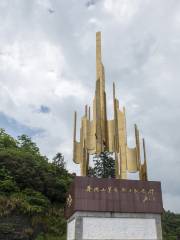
[
  {"x1": 0, "y1": 128, "x2": 73, "y2": 239},
  {"x1": 89, "y1": 151, "x2": 115, "y2": 178},
  {"x1": 0, "y1": 128, "x2": 73, "y2": 203}
]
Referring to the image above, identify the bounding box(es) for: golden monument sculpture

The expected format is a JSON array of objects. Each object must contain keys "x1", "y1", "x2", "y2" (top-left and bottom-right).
[{"x1": 73, "y1": 32, "x2": 148, "y2": 180}]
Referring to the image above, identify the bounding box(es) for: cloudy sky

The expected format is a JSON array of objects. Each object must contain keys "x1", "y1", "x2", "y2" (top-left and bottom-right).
[{"x1": 0, "y1": 0, "x2": 180, "y2": 212}]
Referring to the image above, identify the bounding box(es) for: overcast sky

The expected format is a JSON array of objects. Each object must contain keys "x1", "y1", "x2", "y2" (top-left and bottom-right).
[{"x1": 0, "y1": 0, "x2": 180, "y2": 212}]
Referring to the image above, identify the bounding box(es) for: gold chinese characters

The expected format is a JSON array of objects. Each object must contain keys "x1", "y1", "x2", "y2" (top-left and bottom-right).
[
  {"x1": 84, "y1": 185, "x2": 155, "y2": 203},
  {"x1": 66, "y1": 194, "x2": 73, "y2": 208}
]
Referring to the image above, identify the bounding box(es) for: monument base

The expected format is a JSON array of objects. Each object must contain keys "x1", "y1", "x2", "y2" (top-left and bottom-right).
[
  {"x1": 65, "y1": 177, "x2": 163, "y2": 240},
  {"x1": 67, "y1": 211, "x2": 162, "y2": 240}
]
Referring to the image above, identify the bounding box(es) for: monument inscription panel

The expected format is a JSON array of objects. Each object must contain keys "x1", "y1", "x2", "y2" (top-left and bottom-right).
[{"x1": 65, "y1": 177, "x2": 163, "y2": 219}]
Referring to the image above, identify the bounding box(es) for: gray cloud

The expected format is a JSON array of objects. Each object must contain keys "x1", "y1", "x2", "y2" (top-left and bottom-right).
[
  {"x1": 0, "y1": 0, "x2": 180, "y2": 212},
  {"x1": 86, "y1": 0, "x2": 98, "y2": 8},
  {"x1": 39, "y1": 105, "x2": 51, "y2": 113}
]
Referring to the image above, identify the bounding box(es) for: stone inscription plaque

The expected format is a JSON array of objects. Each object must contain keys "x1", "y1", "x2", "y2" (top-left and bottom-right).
[{"x1": 65, "y1": 177, "x2": 163, "y2": 219}]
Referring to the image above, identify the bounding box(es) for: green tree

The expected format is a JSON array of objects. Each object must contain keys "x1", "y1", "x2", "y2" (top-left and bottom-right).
[
  {"x1": 18, "y1": 134, "x2": 40, "y2": 155},
  {"x1": 0, "y1": 129, "x2": 74, "y2": 239},
  {"x1": 162, "y1": 211, "x2": 180, "y2": 239},
  {"x1": 90, "y1": 151, "x2": 115, "y2": 178},
  {"x1": 0, "y1": 167, "x2": 19, "y2": 193},
  {"x1": 0, "y1": 128, "x2": 18, "y2": 149},
  {"x1": 52, "y1": 153, "x2": 65, "y2": 169},
  {"x1": 0, "y1": 149, "x2": 72, "y2": 203}
]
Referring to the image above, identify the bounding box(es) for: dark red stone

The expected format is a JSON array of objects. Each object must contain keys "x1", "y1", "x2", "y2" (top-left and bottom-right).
[{"x1": 64, "y1": 177, "x2": 163, "y2": 219}]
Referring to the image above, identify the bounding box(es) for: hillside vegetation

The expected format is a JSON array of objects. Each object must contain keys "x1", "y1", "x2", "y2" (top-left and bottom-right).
[
  {"x1": 0, "y1": 128, "x2": 73, "y2": 240},
  {"x1": 0, "y1": 128, "x2": 179, "y2": 240},
  {"x1": 162, "y1": 211, "x2": 180, "y2": 240}
]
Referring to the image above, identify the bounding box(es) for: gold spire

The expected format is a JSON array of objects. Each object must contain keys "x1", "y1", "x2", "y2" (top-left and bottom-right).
[
  {"x1": 73, "y1": 32, "x2": 148, "y2": 180},
  {"x1": 96, "y1": 31, "x2": 102, "y2": 80}
]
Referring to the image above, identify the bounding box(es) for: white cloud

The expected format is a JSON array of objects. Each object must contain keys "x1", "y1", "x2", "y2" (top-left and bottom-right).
[
  {"x1": 0, "y1": 0, "x2": 180, "y2": 212},
  {"x1": 0, "y1": 40, "x2": 65, "y2": 112},
  {"x1": 104, "y1": 0, "x2": 142, "y2": 23},
  {"x1": 163, "y1": 193, "x2": 180, "y2": 213},
  {"x1": 0, "y1": 36, "x2": 84, "y2": 169},
  {"x1": 55, "y1": 80, "x2": 88, "y2": 99}
]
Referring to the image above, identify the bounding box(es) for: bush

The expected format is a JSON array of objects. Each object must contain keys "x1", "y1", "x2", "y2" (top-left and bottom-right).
[{"x1": 0, "y1": 167, "x2": 19, "y2": 194}]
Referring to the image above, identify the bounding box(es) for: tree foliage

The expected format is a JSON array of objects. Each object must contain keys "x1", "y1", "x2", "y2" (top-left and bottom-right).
[
  {"x1": 0, "y1": 128, "x2": 73, "y2": 239},
  {"x1": 0, "y1": 128, "x2": 18, "y2": 149},
  {"x1": 0, "y1": 167, "x2": 19, "y2": 193},
  {"x1": 162, "y1": 211, "x2": 180, "y2": 240},
  {"x1": 89, "y1": 151, "x2": 115, "y2": 178},
  {"x1": 52, "y1": 152, "x2": 65, "y2": 169},
  {"x1": 18, "y1": 134, "x2": 40, "y2": 155},
  {"x1": 0, "y1": 129, "x2": 72, "y2": 203}
]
